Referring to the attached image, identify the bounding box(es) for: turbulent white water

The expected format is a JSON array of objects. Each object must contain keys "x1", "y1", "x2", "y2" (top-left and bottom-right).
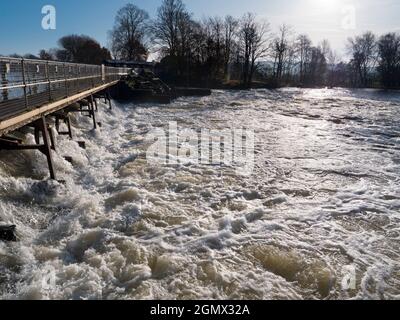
[{"x1": 1, "y1": 88, "x2": 400, "y2": 300}]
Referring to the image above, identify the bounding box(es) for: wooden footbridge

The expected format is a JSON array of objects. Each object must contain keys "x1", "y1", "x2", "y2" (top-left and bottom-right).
[{"x1": 0, "y1": 56, "x2": 130, "y2": 180}]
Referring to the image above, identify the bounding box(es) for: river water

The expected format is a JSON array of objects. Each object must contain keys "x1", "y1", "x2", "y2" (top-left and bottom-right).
[{"x1": 0, "y1": 88, "x2": 400, "y2": 300}]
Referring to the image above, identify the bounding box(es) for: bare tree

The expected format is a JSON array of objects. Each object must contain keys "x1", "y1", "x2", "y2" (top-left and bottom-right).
[
  {"x1": 39, "y1": 49, "x2": 54, "y2": 60},
  {"x1": 210, "y1": 16, "x2": 224, "y2": 69},
  {"x1": 201, "y1": 16, "x2": 226, "y2": 80},
  {"x1": 320, "y1": 40, "x2": 341, "y2": 87},
  {"x1": 377, "y1": 33, "x2": 400, "y2": 88},
  {"x1": 272, "y1": 24, "x2": 292, "y2": 84},
  {"x1": 239, "y1": 13, "x2": 271, "y2": 87},
  {"x1": 177, "y1": 10, "x2": 196, "y2": 82},
  {"x1": 307, "y1": 47, "x2": 327, "y2": 86},
  {"x1": 284, "y1": 44, "x2": 298, "y2": 82},
  {"x1": 347, "y1": 31, "x2": 377, "y2": 86},
  {"x1": 320, "y1": 39, "x2": 332, "y2": 58},
  {"x1": 223, "y1": 16, "x2": 239, "y2": 80},
  {"x1": 177, "y1": 11, "x2": 194, "y2": 59},
  {"x1": 296, "y1": 34, "x2": 312, "y2": 84},
  {"x1": 152, "y1": 0, "x2": 187, "y2": 57},
  {"x1": 327, "y1": 49, "x2": 340, "y2": 66},
  {"x1": 110, "y1": 4, "x2": 149, "y2": 61},
  {"x1": 148, "y1": 4, "x2": 399, "y2": 89}
]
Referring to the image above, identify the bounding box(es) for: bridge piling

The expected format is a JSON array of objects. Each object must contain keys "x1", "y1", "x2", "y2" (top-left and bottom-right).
[
  {"x1": 48, "y1": 125, "x2": 56, "y2": 151},
  {"x1": 0, "y1": 116, "x2": 57, "y2": 180},
  {"x1": 0, "y1": 56, "x2": 130, "y2": 180},
  {"x1": 54, "y1": 112, "x2": 73, "y2": 139},
  {"x1": 35, "y1": 116, "x2": 57, "y2": 180},
  {"x1": 90, "y1": 97, "x2": 97, "y2": 130}
]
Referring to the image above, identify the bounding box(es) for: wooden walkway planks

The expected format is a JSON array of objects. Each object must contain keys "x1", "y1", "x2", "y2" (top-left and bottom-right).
[{"x1": 0, "y1": 80, "x2": 118, "y2": 136}]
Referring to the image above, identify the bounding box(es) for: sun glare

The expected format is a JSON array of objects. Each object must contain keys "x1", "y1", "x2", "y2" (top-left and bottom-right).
[{"x1": 310, "y1": 0, "x2": 341, "y2": 11}]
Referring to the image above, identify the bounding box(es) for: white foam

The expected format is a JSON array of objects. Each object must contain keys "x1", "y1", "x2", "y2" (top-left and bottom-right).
[{"x1": 1, "y1": 90, "x2": 400, "y2": 299}]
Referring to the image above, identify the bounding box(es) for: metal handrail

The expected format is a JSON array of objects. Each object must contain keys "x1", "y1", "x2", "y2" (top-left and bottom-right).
[
  {"x1": 0, "y1": 56, "x2": 130, "y2": 121},
  {"x1": 0, "y1": 74, "x2": 125, "y2": 91}
]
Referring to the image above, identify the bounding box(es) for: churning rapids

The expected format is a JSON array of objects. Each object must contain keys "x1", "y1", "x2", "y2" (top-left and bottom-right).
[{"x1": 1, "y1": 88, "x2": 400, "y2": 300}]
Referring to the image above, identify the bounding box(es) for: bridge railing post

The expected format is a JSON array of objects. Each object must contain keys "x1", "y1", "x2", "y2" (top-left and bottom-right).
[
  {"x1": 91, "y1": 66, "x2": 95, "y2": 88},
  {"x1": 46, "y1": 61, "x2": 52, "y2": 102},
  {"x1": 63, "y1": 63, "x2": 68, "y2": 98},
  {"x1": 21, "y1": 58, "x2": 29, "y2": 111},
  {"x1": 0, "y1": 59, "x2": 9, "y2": 101},
  {"x1": 101, "y1": 64, "x2": 105, "y2": 83}
]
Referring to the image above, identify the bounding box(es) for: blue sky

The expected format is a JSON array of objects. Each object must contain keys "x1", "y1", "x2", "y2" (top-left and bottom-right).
[{"x1": 0, "y1": 0, "x2": 399, "y2": 58}]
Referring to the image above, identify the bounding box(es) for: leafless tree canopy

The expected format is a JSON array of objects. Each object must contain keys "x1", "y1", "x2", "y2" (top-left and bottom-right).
[
  {"x1": 238, "y1": 13, "x2": 271, "y2": 87},
  {"x1": 152, "y1": 0, "x2": 187, "y2": 57},
  {"x1": 18, "y1": 2, "x2": 400, "y2": 89},
  {"x1": 347, "y1": 32, "x2": 377, "y2": 87},
  {"x1": 377, "y1": 33, "x2": 400, "y2": 88},
  {"x1": 109, "y1": 4, "x2": 150, "y2": 61}
]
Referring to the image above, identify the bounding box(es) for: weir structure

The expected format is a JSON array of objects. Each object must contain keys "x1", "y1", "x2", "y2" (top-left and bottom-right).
[{"x1": 0, "y1": 56, "x2": 130, "y2": 180}]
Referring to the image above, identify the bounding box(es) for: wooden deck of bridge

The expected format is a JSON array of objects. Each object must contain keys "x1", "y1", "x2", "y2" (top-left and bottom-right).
[{"x1": 0, "y1": 56, "x2": 129, "y2": 179}]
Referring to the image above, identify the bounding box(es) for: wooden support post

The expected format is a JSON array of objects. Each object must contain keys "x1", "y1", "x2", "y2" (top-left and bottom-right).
[
  {"x1": 55, "y1": 113, "x2": 73, "y2": 139},
  {"x1": 90, "y1": 99, "x2": 97, "y2": 130},
  {"x1": 34, "y1": 125, "x2": 41, "y2": 145},
  {"x1": 2, "y1": 135, "x2": 23, "y2": 144},
  {"x1": 107, "y1": 90, "x2": 112, "y2": 110},
  {"x1": 35, "y1": 117, "x2": 57, "y2": 180},
  {"x1": 47, "y1": 124, "x2": 56, "y2": 151},
  {"x1": 78, "y1": 99, "x2": 92, "y2": 117},
  {"x1": 3, "y1": 117, "x2": 57, "y2": 180},
  {"x1": 66, "y1": 116, "x2": 73, "y2": 139},
  {"x1": 90, "y1": 95, "x2": 98, "y2": 112},
  {"x1": 33, "y1": 123, "x2": 55, "y2": 150},
  {"x1": 55, "y1": 116, "x2": 60, "y2": 133}
]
